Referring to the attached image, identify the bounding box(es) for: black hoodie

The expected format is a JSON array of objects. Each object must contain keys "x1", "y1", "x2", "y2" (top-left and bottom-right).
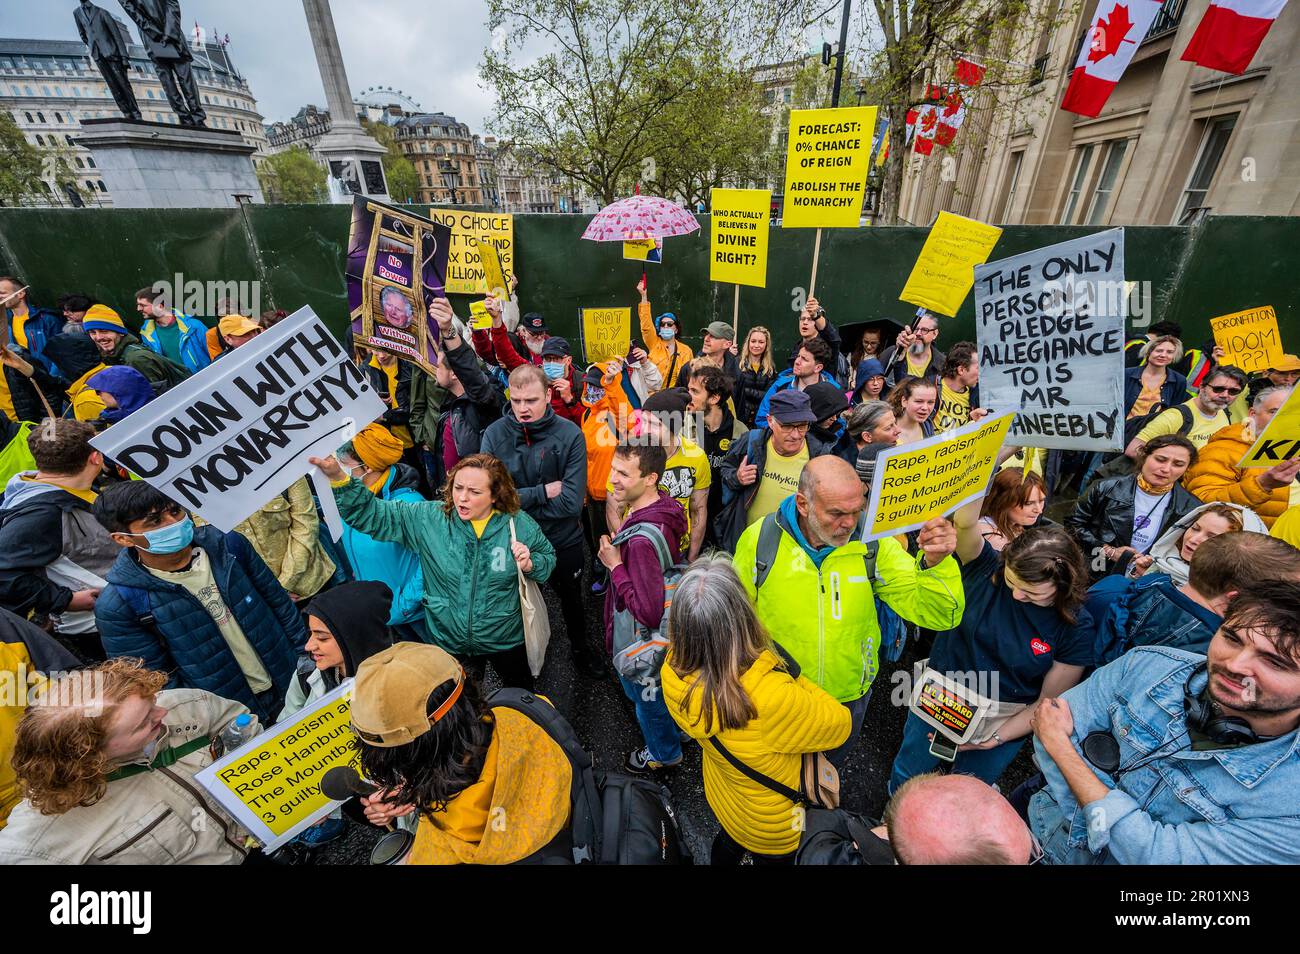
[
  {"x1": 297, "y1": 574, "x2": 392, "y2": 696},
  {"x1": 304, "y1": 581, "x2": 395, "y2": 680}
]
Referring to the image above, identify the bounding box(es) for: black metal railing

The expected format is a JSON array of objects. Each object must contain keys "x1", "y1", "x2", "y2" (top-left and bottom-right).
[{"x1": 1144, "y1": 0, "x2": 1186, "y2": 41}]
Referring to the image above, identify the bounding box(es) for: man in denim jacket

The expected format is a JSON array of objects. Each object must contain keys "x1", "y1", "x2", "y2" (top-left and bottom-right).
[{"x1": 1028, "y1": 580, "x2": 1300, "y2": 864}]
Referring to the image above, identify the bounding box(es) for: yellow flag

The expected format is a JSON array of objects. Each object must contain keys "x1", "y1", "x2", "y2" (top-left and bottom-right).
[{"x1": 899, "y1": 211, "x2": 1003, "y2": 316}]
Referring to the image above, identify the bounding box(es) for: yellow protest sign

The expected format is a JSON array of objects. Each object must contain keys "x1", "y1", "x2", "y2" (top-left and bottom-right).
[
  {"x1": 474, "y1": 236, "x2": 511, "y2": 300},
  {"x1": 469, "y1": 300, "x2": 492, "y2": 330},
  {"x1": 579, "y1": 307, "x2": 632, "y2": 364},
  {"x1": 426, "y1": 210, "x2": 514, "y2": 295},
  {"x1": 1210, "y1": 305, "x2": 1283, "y2": 375},
  {"x1": 195, "y1": 682, "x2": 357, "y2": 850},
  {"x1": 622, "y1": 238, "x2": 662, "y2": 263},
  {"x1": 1238, "y1": 385, "x2": 1300, "y2": 468},
  {"x1": 864, "y1": 411, "x2": 1015, "y2": 540},
  {"x1": 710, "y1": 188, "x2": 771, "y2": 287},
  {"x1": 899, "y1": 211, "x2": 1003, "y2": 316},
  {"x1": 781, "y1": 106, "x2": 877, "y2": 228}
]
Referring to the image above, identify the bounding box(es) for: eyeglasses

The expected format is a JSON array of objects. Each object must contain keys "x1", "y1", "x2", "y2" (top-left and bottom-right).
[
  {"x1": 775, "y1": 421, "x2": 811, "y2": 432},
  {"x1": 1206, "y1": 384, "x2": 1242, "y2": 395}
]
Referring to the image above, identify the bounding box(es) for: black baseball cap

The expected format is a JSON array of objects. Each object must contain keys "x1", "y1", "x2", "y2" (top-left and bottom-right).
[
  {"x1": 520, "y1": 312, "x2": 547, "y2": 333},
  {"x1": 541, "y1": 336, "x2": 571, "y2": 357},
  {"x1": 807, "y1": 381, "x2": 849, "y2": 421}
]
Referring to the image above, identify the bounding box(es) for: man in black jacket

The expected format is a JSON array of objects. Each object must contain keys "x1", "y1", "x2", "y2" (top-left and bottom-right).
[
  {"x1": 428, "y1": 300, "x2": 503, "y2": 488},
  {"x1": 879, "y1": 312, "x2": 945, "y2": 388},
  {"x1": 481, "y1": 362, "x2": 601, "y2": 676},
  {"x1": 0, "y1": 420, "x2": 118, "y2": 659}
]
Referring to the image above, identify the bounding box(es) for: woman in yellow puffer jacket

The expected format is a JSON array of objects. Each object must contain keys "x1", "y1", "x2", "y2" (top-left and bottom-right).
[{"x1": 661, "y1": 555, "x2": 850, "y2": 864}]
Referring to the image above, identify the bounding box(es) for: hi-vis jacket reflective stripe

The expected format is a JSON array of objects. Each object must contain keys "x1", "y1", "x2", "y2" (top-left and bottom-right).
[{"x1": 733, "y1": 519, "x2": 965, "y2": 703}]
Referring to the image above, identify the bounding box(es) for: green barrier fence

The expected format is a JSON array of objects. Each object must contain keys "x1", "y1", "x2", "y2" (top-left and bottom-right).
[{"x1": 0, "y1": 209, "x2": 1295, "y2": 360}]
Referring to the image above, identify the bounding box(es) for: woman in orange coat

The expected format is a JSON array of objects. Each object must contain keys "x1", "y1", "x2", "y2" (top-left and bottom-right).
[{"x1": 1183, "y1": 384, "x2": 1298, "y2": 528}]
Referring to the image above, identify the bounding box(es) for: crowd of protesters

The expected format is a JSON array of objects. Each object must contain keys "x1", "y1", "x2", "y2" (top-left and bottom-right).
[{"x1": 1, "y1": 272, "x2": 1299, "y2": 867}]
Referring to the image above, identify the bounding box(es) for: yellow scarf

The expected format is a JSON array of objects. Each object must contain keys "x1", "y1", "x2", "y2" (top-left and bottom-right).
[{"x1": 1136, "y1": 475, "x2": 1172, "y2": 496}]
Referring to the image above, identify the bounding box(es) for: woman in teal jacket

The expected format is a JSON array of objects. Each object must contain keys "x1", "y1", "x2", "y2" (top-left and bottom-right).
[{"x1": 311, "y1": 451, "x2": 555, "y2": 690}]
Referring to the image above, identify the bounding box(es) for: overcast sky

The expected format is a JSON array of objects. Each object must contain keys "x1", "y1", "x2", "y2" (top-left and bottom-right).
[{"x1": 3, "y1": 0, "x2": 497, "y2": 128}]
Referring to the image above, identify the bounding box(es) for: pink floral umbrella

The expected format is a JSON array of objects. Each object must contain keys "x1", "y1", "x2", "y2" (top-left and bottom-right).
[{"x1": 581, "y1": 195, "x2": 701, "y2": 242}]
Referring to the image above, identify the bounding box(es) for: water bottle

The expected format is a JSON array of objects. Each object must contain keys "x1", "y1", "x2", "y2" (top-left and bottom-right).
[{"x1": 220, "y1": 713, "x2": 261, "y2": 754}]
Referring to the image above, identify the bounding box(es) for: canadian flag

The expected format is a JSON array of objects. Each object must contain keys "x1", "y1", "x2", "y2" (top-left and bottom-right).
[
  {"x1": 1061, "y1": 0, "x2": 1165, "y2": 117},
  {"x1": 1181, "y1": 0, "x2": 1290, "y2": 74},
  {"x1": 912, "y1": 105, "x2": 938, "y2": 155},
  {"x1": 954, "y1": 56, "x2": 987, "y2": 87},
  {"x1": 935, "y1": 89, "x2": 966, "y2": 147}
]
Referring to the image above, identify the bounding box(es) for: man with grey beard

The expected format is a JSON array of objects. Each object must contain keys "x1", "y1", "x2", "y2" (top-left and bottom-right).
[{"x1": 879, "y1": 311, "x2": 945, "y2": 388}]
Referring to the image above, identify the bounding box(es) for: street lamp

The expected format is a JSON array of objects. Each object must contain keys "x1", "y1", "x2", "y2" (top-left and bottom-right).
[{"x1": 856, "y1": 83, "x2": 867, "y2": 106}]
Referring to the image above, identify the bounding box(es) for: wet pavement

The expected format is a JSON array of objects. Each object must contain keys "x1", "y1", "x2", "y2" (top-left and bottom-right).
[{"x1": 318, "y1": 553, "x2": 1038, "y2": 865}]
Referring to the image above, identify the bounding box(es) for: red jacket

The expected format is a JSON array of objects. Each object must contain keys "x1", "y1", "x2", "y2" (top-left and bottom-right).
[{"x1": 476, "y1": 324, "x2": 584, "y2": 426}]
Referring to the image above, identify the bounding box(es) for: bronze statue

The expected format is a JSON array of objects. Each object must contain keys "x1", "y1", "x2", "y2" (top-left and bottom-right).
[
  {"x1": 117, "y1": 0, "x2": 208, "y2": 128},
  {"x1": 74, "y1": 0, "x2": 142, "y2": 121}
]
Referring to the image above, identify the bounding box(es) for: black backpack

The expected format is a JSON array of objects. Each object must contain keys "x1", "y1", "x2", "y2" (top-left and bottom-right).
[
  {"x1": 795, "y1": 808, "x2": 896, "y2": 865},
  {"x1": 489, "y1": 688, "x2": 689, "y2": 865}
]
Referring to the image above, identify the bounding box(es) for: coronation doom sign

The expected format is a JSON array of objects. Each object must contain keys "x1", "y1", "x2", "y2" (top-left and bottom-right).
[
  {"x1": 974, "y1": 228, "x2": 1127, "y2": 452},
  {"x1": 90, "y1": 308, "x2": 386, "y2": 532}
]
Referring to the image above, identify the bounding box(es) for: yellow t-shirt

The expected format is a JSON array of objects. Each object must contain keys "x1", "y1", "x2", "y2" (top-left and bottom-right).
[
  {"x1": 471, "y1": 511, "x2": 499, "y2": 538},
  {"x1": 1128, "y1": 383, "x2": 1161, "y2": 420},
  {"x1": 746, "y1": 439, "x2": 809, "y2": 525},
  {"x1": 1135, "y1": 399, "x2": 1229, "y2": 450},
  {"x1": 145, "y1": 549, "x2": 273, "y2": 693},
  {"x1": 933, "y1": 380, "x2": 971, "y2": 433},
  {"x1": 906, "y1": 352, "x2": 928, "y2": 378},
  {"x1": 609, "y1": 439, "x2": 711, "y2": 546},
  {"x1": 10, "y1": 309, "x2": 29, "y2": 351}
]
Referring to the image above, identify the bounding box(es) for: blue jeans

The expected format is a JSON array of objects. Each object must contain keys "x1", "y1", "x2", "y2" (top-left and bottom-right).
[
  {"x1": 620, "y1": 675, "x2": 682, "y2": 764},
  {"x1": 826, "y1": 689, "x2": 873, "y2": 769},
  {"x1": 888, "y1": 710, "x2": 1026, "y2": 795}
]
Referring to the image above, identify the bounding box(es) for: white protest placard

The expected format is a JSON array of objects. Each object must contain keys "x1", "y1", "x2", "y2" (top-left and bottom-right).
[
  {"x1": 91, "y1": 308, "x2": 386, "y2": 532},
  {"x1": 195, "y1": 681, "x2": 356, "y2": 851},
  {"x1": 974, "y1": 228, "x2": 1126, "y2": 452}
]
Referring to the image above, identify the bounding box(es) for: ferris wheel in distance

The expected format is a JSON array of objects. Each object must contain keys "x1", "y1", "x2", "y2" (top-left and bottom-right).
[{"x1": 355, "y1": 86, "x2": 424, "y2": 113}]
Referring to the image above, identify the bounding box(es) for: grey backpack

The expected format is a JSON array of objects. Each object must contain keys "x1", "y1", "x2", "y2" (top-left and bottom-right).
[{"x1": 609, "y1": 523, "x2": 685, "y2": 685}]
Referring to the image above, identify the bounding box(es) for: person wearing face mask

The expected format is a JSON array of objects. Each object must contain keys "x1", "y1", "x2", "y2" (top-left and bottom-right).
[
  {"x1": 0, "y1": 657, "x2": 254, "y2": 864},
  {"x1": 0, "y1": 419, "x2": 118, "y2": 660},
  {"x1": 92, "y1": 482, "x2": 307, "y2": 722},
  {"x1": 1184, "y1": 386, "x2": 1299, "y2": 529},
  {"x1": 637, "y1": 277, "x2": 693, "y2": 395},
  {"x1": 889, "y1": 507, "x2": 1095, "y2": 793},
  {"x1": 478, "y1": 298, "x2": 584, "y2": 426},
  {"x1": 581, "y1": 360, "x2": 636, "y2": 594},
  {"x1": 1067, "y1": 434, "x2": 1201, "y2": 583}
]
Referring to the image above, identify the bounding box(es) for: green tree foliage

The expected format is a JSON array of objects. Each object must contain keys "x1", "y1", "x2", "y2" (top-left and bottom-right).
[
  {"x1": 363, "y1": 119, "x2": 421, "y2": 204},
  {"x1": 256, "y1": 146, "x2": 328, "y2": 204},
  {"x1": 0, "y1": 112, "x2": 48, "y2": 206},
  {"x1": 481, "y1": 0, "x2": 819, "y2": 205}
]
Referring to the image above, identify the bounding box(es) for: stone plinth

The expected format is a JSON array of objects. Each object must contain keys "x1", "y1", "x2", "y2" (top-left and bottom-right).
[{"x1": 75, "y1": 119, "x2": 264, "y2": 209}]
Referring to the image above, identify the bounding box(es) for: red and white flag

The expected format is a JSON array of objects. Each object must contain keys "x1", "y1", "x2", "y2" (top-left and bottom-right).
[
  {"x1": 954, "y1": 56, "x2": 987, "y2": 87},
  {"x1": 1061, "y1": 0, "x2": 1164, "y2": 117},
  {"x1": 1181, "y1": 0, "x2": 1289, "y2": 74},
  {"x1": 935, "y1": 89, "x2": 966, "y2": 147},
  {"x1": 912, "y1": 105, "x2": 938, "y2": 155}
]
